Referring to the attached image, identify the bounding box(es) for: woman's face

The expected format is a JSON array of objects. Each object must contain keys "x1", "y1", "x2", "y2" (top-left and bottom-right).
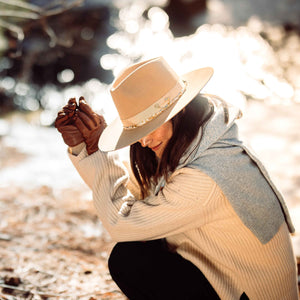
[{"x1": 139, "y1": 121, "x2": 173, "y2": 159}]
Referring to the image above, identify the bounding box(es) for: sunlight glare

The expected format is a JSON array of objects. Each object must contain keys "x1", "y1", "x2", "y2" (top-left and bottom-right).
[{"x1": 148, "y1": 7, "x2": 169, "y2": 32}]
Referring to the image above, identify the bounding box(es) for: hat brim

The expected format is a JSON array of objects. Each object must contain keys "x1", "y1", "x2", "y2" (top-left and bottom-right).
[{"x1": 99, "y1": 67, "x2": 214, "y2": 152}]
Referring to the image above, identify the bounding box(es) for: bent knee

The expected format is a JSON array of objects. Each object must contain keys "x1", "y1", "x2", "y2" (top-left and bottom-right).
[{"x1": 108, "y1": 241, "x2": 143, "y2": 276}]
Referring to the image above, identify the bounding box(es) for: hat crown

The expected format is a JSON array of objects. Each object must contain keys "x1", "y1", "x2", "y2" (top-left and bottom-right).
[{"x1": 110, "y1": 57, "x2": 181, "y2": 123}]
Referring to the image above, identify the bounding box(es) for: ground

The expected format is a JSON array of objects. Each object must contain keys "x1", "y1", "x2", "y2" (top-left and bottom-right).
[{"x1": 0, "y1": 185, "x2": 125, "y2": 299}]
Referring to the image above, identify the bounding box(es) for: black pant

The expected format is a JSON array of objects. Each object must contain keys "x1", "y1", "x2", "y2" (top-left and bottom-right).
[{"x1": 108, "y1": 239, "x2": 221, "y2": 300}]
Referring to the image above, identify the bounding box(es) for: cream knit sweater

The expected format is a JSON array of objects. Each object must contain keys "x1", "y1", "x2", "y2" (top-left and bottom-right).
[{"x1": 69, "y1": 146, "x2": 298, "y2": 300}]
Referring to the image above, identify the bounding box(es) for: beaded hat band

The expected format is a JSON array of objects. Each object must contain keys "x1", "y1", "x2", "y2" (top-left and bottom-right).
[{"x1": 122, "y1": 80, "x2": 187, "y2": 129}]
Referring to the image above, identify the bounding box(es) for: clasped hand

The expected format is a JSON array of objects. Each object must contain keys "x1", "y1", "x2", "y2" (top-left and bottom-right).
[{"x1": 55, "y1": 96, "x2": 106, "y2": 155}]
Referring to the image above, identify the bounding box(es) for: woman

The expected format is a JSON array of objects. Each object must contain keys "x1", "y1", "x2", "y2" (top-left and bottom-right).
[{"x1": 55, "y1": 57, "x2": 298, "y2": 300}]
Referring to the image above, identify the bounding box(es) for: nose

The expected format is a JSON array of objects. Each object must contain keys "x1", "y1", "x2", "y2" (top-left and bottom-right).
[{"x1": 139, "y1": 135, "x2": 152, "y2": 147}]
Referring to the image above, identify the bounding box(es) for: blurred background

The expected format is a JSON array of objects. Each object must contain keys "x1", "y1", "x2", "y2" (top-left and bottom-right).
[
  {"x1": 0, "y1": 0, "x2": 299, "y2": 297},
  {"x1": 0, "y1": 0, "x2": 299, "y2": 194}
]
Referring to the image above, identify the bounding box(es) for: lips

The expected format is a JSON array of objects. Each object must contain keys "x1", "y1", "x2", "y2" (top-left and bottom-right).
[{"x1": 151, "y1": 143, "x2": 162, "y2": 152}]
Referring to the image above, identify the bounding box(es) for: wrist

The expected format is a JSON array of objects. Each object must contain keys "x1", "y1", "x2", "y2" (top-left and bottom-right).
[{"x1": 68, "y1": 143, "x2": 85, "y2": 156}]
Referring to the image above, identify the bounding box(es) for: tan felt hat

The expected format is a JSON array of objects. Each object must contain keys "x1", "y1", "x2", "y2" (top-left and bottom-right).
[{"x1": 99, "y1": 56, "x2": 213, "y2": 151}]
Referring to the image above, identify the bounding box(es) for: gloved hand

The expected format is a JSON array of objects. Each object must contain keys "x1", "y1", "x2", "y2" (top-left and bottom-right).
[
  {"x1": 54, "y1": 98, "x2": 85, "y2": 147},
  {"x1": 75, "y1": 96, "x2": 107, "y2": 155}
]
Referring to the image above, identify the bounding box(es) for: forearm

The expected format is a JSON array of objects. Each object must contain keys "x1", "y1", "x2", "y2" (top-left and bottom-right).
[
  {"x1": 92, "y1": 165, "x2": 218, "y2": 242},
  {"x1": 69, "y1": 150, "x2": 218, "y2": 242}
]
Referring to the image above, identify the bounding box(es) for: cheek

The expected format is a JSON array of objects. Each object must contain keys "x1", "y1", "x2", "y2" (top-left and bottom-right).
[{"x1": 151, "y1": 121, "x2": 173, "y2": 143}]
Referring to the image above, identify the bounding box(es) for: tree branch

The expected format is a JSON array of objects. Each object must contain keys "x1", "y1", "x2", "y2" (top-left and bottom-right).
[
  {"x1": 41, "y1": 0, "x2": 86, "y2": 17},
  {"x1": 0, "y1": 19, "x2": 24, "y2": 40},
  {"x1": 0, "y1": 10, "x2": 39, "y2": 20},
  {"x1": 0, "y1": 0, "x2": 42, "y2": 13}
]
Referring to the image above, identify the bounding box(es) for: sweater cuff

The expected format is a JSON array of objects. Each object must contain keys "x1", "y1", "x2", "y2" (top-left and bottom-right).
[{"x1": 68, "y1": 143, "x2": 85, "y2": 156}]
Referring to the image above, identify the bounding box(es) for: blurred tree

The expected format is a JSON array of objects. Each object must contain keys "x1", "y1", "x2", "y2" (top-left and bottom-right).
[
  {"x1": 164, "y1": 0, "x2": 207, "y2": 36},
  {"x1": 0, "y1": 0, "x2": 115, "y2": 87}
]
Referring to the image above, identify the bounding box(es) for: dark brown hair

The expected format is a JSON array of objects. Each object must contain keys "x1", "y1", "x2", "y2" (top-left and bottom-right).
[{"x1": 130, "y1": 95, "x2": 213, "y2": 199}]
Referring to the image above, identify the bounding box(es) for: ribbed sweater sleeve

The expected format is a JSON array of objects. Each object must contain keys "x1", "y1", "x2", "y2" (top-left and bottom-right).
[{"x1": 69, "y1": 148, "x2": 218, "y2": 242}]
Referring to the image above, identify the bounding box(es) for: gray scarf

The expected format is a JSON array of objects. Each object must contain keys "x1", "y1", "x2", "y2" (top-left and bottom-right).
[{"x1": 158, "y1": 95, "x2": 294, "y2": 244}]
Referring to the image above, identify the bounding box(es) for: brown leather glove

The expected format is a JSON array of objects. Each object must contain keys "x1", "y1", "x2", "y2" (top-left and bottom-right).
[
  {"x1": 54, "y1": 98, "x2": 85, "y2": 147},
  {"x1": 75, "y1": 96, "x2": 107, "y2": 155}
]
